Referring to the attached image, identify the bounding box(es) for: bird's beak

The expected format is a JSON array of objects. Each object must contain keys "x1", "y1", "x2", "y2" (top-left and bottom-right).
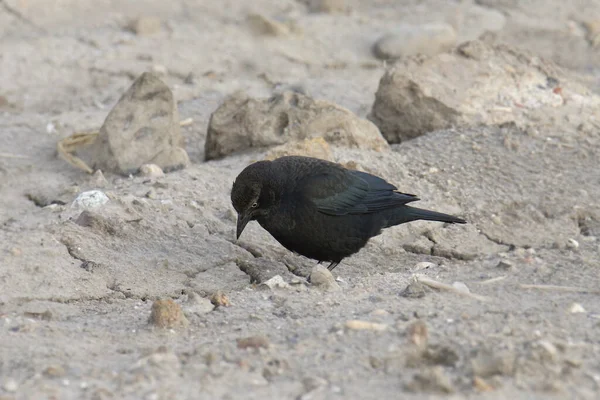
[{"x1": 236, "y1": 212, "x2": 251, "y2": 240}]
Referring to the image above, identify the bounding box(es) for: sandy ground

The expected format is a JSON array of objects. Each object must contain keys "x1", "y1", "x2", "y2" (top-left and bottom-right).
[{"x1": 1, "y1": 0, "x2": 600, "y2": 399}]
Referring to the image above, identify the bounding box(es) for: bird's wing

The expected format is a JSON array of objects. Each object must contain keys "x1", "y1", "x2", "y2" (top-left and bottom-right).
[{"x1": 299, "y1": 168, "x2": 419, "y2": 216}]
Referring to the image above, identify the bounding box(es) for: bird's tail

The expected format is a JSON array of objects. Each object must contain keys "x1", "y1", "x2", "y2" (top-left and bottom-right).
[{"x1": 388, "y1": 206, "x2": 466, "y2": 226}]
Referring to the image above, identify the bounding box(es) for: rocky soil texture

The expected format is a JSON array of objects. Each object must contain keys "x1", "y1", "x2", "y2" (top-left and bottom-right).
[{"x1": 1, "y1": 0, "x2": 600, "y2": 399}]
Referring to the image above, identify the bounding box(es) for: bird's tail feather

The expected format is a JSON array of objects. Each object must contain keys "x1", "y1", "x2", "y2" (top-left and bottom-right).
[{"x1": 388, "y1": 206, "x2": 466, "y2": 226}]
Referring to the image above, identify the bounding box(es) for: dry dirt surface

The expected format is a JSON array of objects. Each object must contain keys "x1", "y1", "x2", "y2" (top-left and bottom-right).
[{"x1": 2, "y1": 1, "x2": 600, "y2": 399}]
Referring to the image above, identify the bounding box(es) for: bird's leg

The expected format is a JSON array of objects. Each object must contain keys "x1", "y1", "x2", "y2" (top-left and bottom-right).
[{"x1": 327, "y1": 261, "x2": 339, "y2": 271}]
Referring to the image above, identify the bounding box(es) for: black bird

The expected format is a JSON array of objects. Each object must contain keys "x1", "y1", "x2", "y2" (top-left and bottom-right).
[{"x1": 231, "y1": 156, "x2": 466, "y2": 271}]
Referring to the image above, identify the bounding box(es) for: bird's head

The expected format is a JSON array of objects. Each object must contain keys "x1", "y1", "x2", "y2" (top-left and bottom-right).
[{"x1": 230, "y1": 161, "x2": 275, "y2": 239}]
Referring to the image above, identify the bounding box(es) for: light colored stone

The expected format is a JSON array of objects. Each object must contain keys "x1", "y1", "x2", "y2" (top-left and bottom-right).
[
  {"x1": 306, "y1": 0, "x2": 346, "y2": 13},
  {"x1": 566, "y1": 238, "x2": 579, "y2": 250},
  {"x1": 471, "y1": 348, "x2": 515, "y2": 377},
  {"x1": 3, "y1": 378, "x2": 18, "y2": 392},
  {"x1": 345, "y1": 320, "x2": 388, "y2": 332},
  {"x1": 247, "y1": 14, "x2": 290, "y2": 36},
  {"x1": 451, "y1": 281, "x2": 470, "y2": 294},
  {"x1": 183, "y1": 292, "x2": 215, "y2": 315},
  {"x1": 148, "y1": 299, "x2": 189, "y2": 329},
  {"x1": 407, "y1": 320, "x2": 428, "y2": 349},
  {"x1": 237, "y1": 335, "x2": 270, "y2": 349},
  {"x1": 139, "y1": 164, "x2": 165, "y2": 178},
  {"x1": 369, "y1": 40, "x2": 600, "y2": 143},
  {"x1": 127, "y1": 16, "x2": 162, "y2": 36},
  {"x1": 265, "y1": 137, "x2": 333, "y2": 161},
  {"x1": 406, "y1": 366, "x2": 454, "y2": 393},
  {"x1": 85, "y1": 72, "x2": 189, "y2": 175},
  {"x1": 206, "y1": 91, "x2": 389, "y2": 160},
  {"x1": 373, "y1": 23, "x2": 457, "y2": 60},
  {"x1": 568, "y1": 303, "x2": 586, "y2": 313},
  {"x1": 310, "y1": 265, "x2": 341, "y2": 291},
  {"x1": 259, "y1": 275, "x2": 291, "y2": 290},
  {"x1": 71, "y1": 190, "x2": 109, "y2": 210}
]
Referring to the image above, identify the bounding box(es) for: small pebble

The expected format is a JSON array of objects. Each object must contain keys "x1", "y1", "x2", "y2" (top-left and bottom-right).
[
  {"x1": 127, "y1": 16, "x2": 162, "y2": 36},
  {"x1": 139, "y1": 164, "x2": 165, "y2": 178},
  {"x1": 3, "y1": 378, "x2": 18, "y2": 392},
  {"x1": 307, "y1": 0, "x2": 346, "y2": 13},
  {"x1": 473, "y1": 376, "x2": 494, "y2": 391},
  {"x1": 151, "y1": 65, "x2": 168, "y2": 75},
  {"x1": 72, "y1": 190, "x2": 109, "y2": 210},
  {"x1": 569, "y1": 303, "x2": 586, "y2": 314},
  {"x1": 407, "y1": 320, "x2": 428, "y2": 349},
  {"x1": 451, "y1": 282, "x2": 470, "y2": 294},
  {"x1": 302, "y1": 376, "x2": 328, "y2": 392},
  {"x1": 310, "y1": 265, "x2": 341, "y2": 291},
  {"x1": 259, "y1": 275, "x2": 290, "y2": 290},
  {"x1": 412, "y1": 261, "x2": 436, "y2": 271},
  {"x1": 90, "y1": 170, "x2": 109, "y2": 187},
  {"x1": 247, "y1": 14, "x2": 290, "y2": 36},
  {"x1": 370, "y1": 309, "x2": 389, "y2": 317},
  {"x1": 148, "y1": 299, "x2": 189, "y2": 329},
  {"x1": 536, "y1": 340, "x2": 558, "y2": 362},
  {"x1": 345, "y1": 320, "x2": 387, "y2": 332},
  {"x1": 44, "y1": 365, "x2": 66, "y2": 378},
  {"x1": 471, "y1": 349, "x2": 515, "y2": 377},
  {"x1": 496, "y1": 260, "x2": 515, "y2": 270},
  {"x1": 400, "y1": 279, "x2": 427, "y2": 298},
  {"x1": 566, "y1": 238, "x2": 579, "y2": 250},
  {"x1": 373, "y1": 23, "x2": 456, "y2": 60},
  {"x1": 210, "y1": 291, "x2": 231, "y2": 307},
  {"x1": 406, "y1": 366, "x2": 454, "y2": 393},
  {"x1": 184, "y1": 292, "x2": 215, "y2": 315},
  {"x1": 237, "y1": 335, "x2": 270, "y2": 350}
]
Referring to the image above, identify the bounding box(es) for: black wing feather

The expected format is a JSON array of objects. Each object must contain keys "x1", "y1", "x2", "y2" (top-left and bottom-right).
[{"x1": 301, "y1": 168, "x2": 418, "y2": 216}]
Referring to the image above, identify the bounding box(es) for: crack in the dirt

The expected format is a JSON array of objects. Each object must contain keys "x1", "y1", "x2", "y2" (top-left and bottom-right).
[
  {"x1": 59, "y1": 239, "x2": 142, "y2": 300},
  {"x1": 478, "y1": 229, "x2": 516, "y2": 249},
  {"x1": 402, "y1": 234, "x2": 436, "y2": 257},
  {"x1": 0, "y1": 0, "x2": 47, "y2": 33}
]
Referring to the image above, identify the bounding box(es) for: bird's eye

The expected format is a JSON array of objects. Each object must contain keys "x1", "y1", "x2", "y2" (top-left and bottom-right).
[{"x1": 251, "y1": 202, "x2": 258, "y2": 208}]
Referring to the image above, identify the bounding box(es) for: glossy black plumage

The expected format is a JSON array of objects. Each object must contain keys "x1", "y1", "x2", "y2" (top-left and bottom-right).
[{"x1": 231, "y1": 156, "x2": 466, "y2": 270}]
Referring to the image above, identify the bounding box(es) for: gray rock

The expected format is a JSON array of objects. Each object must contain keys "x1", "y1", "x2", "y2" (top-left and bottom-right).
[
  {"x1": 305, "y1": 0, "x2": 346, "y2": 13},
  {"x1": 71, "y1": 190, "x2": 109, "y2": 210},
  {"x1": 205, "y1": 91, "x2": 389, "y2": 160},
  {"x1": 471, "y1": 348, "x2": 516, "y2": 377},
  {"x1": 183, "y1": 292, "x2": 215, "y2": 315},
  {"x1": 405, "y1": 366, "x2": 455, "y2": 393},
  {"x1": 236, "y1": 258, "x2": 291, "y2": 284},
  {"x1": 259, "y1": 275, "x2": 290, "y2": 290},
  {"x1": 148, "y1": 298, "x2": 189, "y2": 329},
  {"x1": 247, "y1": 14, "x2": 291, "y2": 36},
  {"x1": 139, "y1": 164, "x2": 165, "y2": 178},
  {"x1": 373, "y1": 23, "x2": 457, "y2": 60},
  {"x1": 86, "y1": 72, "x2": 189, "y2": 175},
  {"x1": 126, "y1": 16, "x2": 162, "y2": 36},
  {"x1": 400, "y1": 280, "x2": 427, "y2": 298},
  {"x1": 309, "y1": 265, "x2": 341, "y2": 291},
  {"x1": 369, "y1": 40, "x2": 600, "y2": 143}
]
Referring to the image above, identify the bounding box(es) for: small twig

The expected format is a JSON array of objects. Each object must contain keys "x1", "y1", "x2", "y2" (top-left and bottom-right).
[
  {"x1": 476, "y1": 276, "x2": 507, "y2": 285},
  {"x1": 415, "y1": 274, "x2": 490, "y2": 302},
  {"x1": 276, "y1": 50, "x2": 312, "y2": 66},
  {"x1": 0, "y1": 152, "x2": 29, "y2": 159},
  {"x1": 519, "y1": 284, "x2": 600, "y2": 294},
  {"x1": 57, "y1": 132, "x2": 98, "y2": 174},
  {"x1": 179, "y1": 118, "x2": 193, "y2": 127}
]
